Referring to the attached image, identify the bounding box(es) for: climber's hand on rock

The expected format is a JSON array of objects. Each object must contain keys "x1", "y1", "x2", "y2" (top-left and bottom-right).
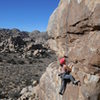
[{"x1": 58, "y1": 73, "x2": 63, "y2": 76}]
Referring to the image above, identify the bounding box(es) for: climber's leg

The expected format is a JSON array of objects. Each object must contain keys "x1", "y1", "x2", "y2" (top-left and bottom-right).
[
  {"x1": 63, "y1": 74, "x2": 75, "y2": 83},
  {"x1": 63, "y1": 74, "x2": 80, "y2": 85},
  {"x1": 59, "y1": 79, "x2": 66, "y2": 95},
  {"x1": 59, "y1": 73, "x2": 68, "y2": 95}
]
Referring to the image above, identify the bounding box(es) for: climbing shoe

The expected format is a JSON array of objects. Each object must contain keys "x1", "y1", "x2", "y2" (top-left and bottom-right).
[
  {"x1": 59, "y1": 92, "x2": 63, "y2": 95},
  {"x1": 73, "y1": 80, "x2": 80, "y2": 85}
]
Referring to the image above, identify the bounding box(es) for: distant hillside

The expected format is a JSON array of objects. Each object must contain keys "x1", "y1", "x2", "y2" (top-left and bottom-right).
[{"x1": 0, "y1": 28, "x2": 29, "y2": 42}]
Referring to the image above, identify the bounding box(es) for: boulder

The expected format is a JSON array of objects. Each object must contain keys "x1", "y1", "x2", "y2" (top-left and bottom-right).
[
  {"x1": 33, "y1": 50, "x2": 39, "y2": 56},
  {"x1": 47, "y1": 0, "x2": 100, "y2": 99}
]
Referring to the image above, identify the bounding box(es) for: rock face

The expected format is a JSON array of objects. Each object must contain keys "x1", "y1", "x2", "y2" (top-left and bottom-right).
[
  {"x1": 19, "y1": 0, "x2": 100, "y2": 100},
  {"x1": 46, "y1": 0, "x2": 100, "y2": 100},
  {"x1": 47, "y1": 0, "x2": 100, "y2": 74}
]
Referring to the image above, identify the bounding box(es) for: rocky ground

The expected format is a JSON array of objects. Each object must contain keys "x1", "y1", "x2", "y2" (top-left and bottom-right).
[{"x1": 0, "y1": 28, "x2": 56, "y2": 100}]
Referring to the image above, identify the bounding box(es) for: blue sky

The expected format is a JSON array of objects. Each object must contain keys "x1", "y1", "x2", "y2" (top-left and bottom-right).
[{"x1": 0, "y1": 0, "x2": 59, "y2": 32}]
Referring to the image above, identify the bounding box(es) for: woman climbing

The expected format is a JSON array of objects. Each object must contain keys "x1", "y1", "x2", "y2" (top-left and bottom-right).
[{"x1": 58, "y1": 56, "x2": 79, "y2": 95}]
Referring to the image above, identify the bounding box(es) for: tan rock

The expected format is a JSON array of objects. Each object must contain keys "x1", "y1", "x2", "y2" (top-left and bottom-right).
[
  {"x1": 46, "y1": 0, "x2": 100, "y2": 99},
  {"x1": 20, "y1": 87, "x2": 28, "y2": 95},
  {"x1": 33, "y1": 50, "x2": 39, "y2": 56},
  {"x1": 32, "y1": 80, "x2": 38, "y2": 86}
]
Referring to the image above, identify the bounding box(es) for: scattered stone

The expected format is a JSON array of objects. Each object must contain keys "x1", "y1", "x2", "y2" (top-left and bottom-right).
[
  {"x1": 33, "y1": 50, "x2": 39, "y2": 56},
  {"x1": 32, "y1": 81, "x2": 38, "y2": 86},
  {"x1": 20, "y1": 87, "x2": 28, "y2": 95}
]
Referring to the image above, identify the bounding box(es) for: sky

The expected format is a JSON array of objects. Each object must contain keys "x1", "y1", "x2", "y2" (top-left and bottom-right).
[{"x1": 0, "y1": 0, "x2": 60, "y2": 32}]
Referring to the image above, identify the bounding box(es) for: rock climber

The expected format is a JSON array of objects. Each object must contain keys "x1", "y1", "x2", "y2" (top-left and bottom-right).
[{"x1": 58, "y1": 56, "x2": 79, "y2": 95}]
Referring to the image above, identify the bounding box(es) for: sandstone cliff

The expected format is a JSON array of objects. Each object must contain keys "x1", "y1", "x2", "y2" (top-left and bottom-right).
[{"x1": 19, "y1": 0, "x2": 100, "y2": 100}]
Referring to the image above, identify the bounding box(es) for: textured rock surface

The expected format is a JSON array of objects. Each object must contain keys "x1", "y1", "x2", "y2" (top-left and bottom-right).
[
  {"x1": 47, "y1": 0, "x2": 100, "y2": 100},
  {"x1": 19, "y1": 0, "x2": 100, "y2": 100}
]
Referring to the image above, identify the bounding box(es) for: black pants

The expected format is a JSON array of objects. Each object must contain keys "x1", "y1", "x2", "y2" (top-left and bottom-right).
[{"x1": 59, "y1": 72, "x2": 75, "y2": 94}]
